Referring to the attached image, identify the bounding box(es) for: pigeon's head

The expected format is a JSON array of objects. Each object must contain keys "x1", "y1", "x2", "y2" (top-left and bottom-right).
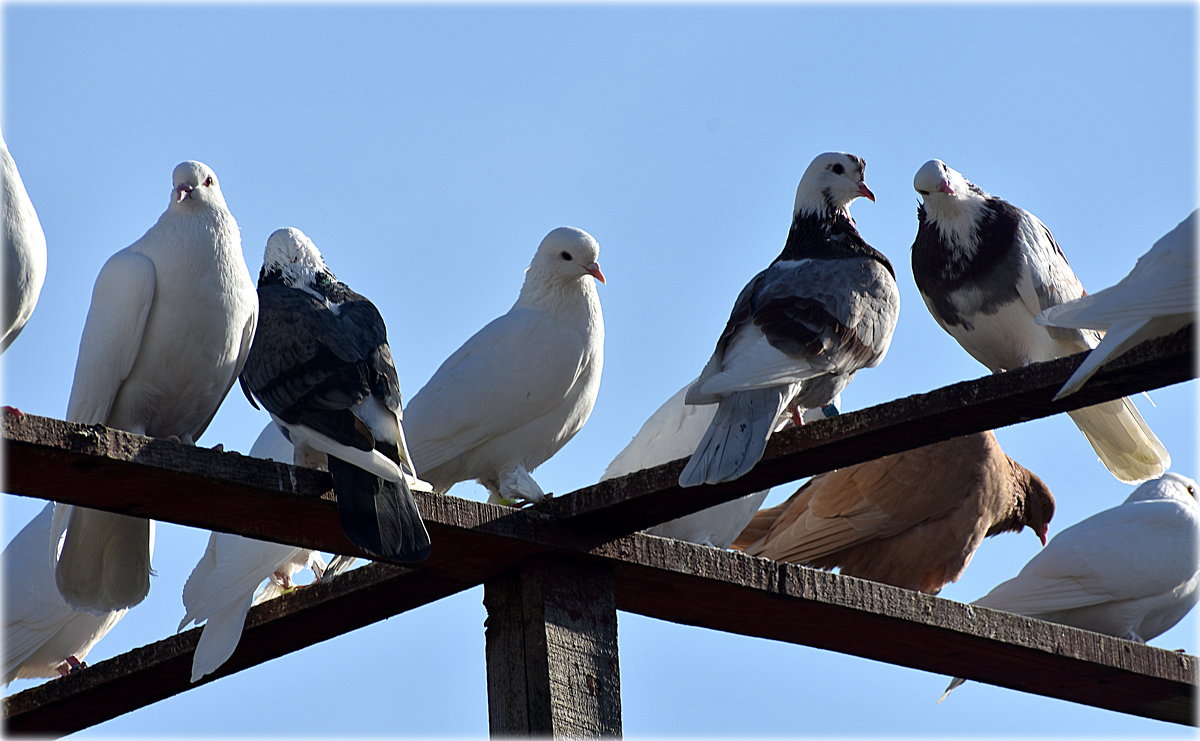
[
  {"x1": 793, "y1": 152, "x2": 875, "y2": 218},
  {"x1": 990, "y1": 463, "x2": 1056, "y2": 545},
  {"x1": 1126, "y1": 472, "x2": 1200, "y2": 506},
  {"x1": 170, "y1": 161, "x2": 227, "y2": 211},
  {"x1": 531, "y1": 226, "x2": 606, "y2": 286},
  {"x1": 913, "y1": 159, "x2": 982, "y2": 205},
  {"x1": 261, "y1": 227, "x2": 330, "y2": 287}
]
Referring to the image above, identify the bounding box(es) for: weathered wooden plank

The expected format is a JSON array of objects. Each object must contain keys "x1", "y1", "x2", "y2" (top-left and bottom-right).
[
  {"x1": 484, "y1": 557, "x2": 621, "y2": 737},
  {"x1": 538, "y1": 327, "x2": 1195, "y2": 533}
]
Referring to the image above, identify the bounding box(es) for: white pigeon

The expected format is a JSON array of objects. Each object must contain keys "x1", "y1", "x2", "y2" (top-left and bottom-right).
[
  {"x1": 238, "y1": 227, "x2": 430, "y2": 561},
  {"x1": 2, "y1": 132, "x2": 48, "y2": 352},
  {"x1": 55, "y1": 160, "x2": 259, "y2": 614},
  {"x1": 939, "y1": 472, "x2": 1200, "y2": 701},
  {"x1": 1036, "y1": 210, "x2": 1197, "y2": 398},
  {"x1": 178, "y1": 422, "x2": 327, "y2": 683},
  {"x1": 910, "y1": 159, "x2": 1169, "y2": 484},
  {"x1": 603, "y1": 381, "x2": 838, "y2": 548},
  {"x1": 679, "y1": 152, "x2": 899, "y2": 487},
  {"x1": 3, "y1": 503, "x2": 126, "y2": 684},
  {"x1": 403, "y1": 226, "x2": 605, "y2": 506}
]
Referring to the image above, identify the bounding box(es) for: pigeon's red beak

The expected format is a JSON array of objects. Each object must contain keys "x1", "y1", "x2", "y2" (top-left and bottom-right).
[
  {"x1": 584, "y1": 262, "x2": 606, "y2": 284},
  {"x1": 175, "y1": 184, "x2": 194, "y2": 203},
  {"x1": 937, "y1": 179, "x2": 955, "y2": 196},
  {"x1": 858, "y1": 182, "x2": 876, "y2": 202},
  {"x1": 1035, "y1": 525, "x2": 1048, "y2": 547}
]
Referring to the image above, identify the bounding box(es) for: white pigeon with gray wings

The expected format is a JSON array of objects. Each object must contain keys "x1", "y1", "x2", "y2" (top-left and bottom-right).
[
  {"x1": 403, "y1": 227, "x2": 605, "y2": 506},
  {"x1": 940, "y1": 472, "x2": 1200, "y2": 700},
  {"x1": 2, "y1": 132, "x2": 47, "y2": 352},
  {"x1": 56, "y1": 160, "x2": 258, "y2": 614},
  {"x1": 1037, "y1": 210, "x2": 1197, "y2": 398},
  {"x1": 910, "y1": 159, "x2": 1169, "y2": 484},
  {"x1": 238, "y1": 227, "x2": 430, "y2": 562},
  {"x1": 679, "y1": 152, "x2": 899, "y2": 487}
]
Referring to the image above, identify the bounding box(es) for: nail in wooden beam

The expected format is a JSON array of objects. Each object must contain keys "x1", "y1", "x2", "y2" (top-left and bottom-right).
[{"x1": 484, "y1": 557, "x2": 622, "y2": 737}]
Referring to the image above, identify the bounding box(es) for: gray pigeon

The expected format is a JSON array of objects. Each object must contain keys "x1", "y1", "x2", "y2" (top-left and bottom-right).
[
  {"x1": 1, "y1": 132, "x2": 47, "y2": 352},
  {"x1": 56, "y1": 161, "x2": 258, "y2": 614},
  {"x1": 679, "y1": 152, "x2": 900, "y2": 487},
  {"x1": 910, "y1": 158, "x2": 1169, "y2": 484},
  {"x1": 238, "y1": 227, "x2": 430, "y2": 562}
]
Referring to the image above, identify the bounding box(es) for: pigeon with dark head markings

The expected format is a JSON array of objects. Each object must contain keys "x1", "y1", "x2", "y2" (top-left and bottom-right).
[
  {"x1": 940, "y1": 472, "x2": 1199, "y2": 700},
  {"x1": 1037, "y1": 210, "x2": 1196, "y2": 398},
  {"x1": 403, "y1": 226, "x2": 605, "y2": 506},
  {"x1": 910, "y1": 159, "x2": 1169, "y2": 484},
  {"x1": 679, "y1": 152, "x2": 899, "y2": 487},
  {"x1": 1, "y1": 132, "x2": 47, "y2": 353},
  {"x1": 238, "y1": 227, "x2": 430, "y2": 562},
  {"x1": 56, "y1": 160, "x2": 259, "y2": 614},
  {"x1": 733, "y1": 431, "x2": 1055, "y2": 594}
]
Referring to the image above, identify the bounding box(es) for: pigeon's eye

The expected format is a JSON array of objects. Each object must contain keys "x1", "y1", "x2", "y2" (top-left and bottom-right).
[
  {"x1": 1189, "y1": 485, "x2": 1196, "y2": 496},
  {"x1": 830, "y1": 163, "x2": 845, "y2": 175},
  {"x1": 917, "y1": 189, "x2": 929, "y2": 196},
  {"x1": 203, "y1": 176, "x2": 214, "y2": 187},
  {"x1": 560, "y1": 251, "x2": 573, "y2": 261}
]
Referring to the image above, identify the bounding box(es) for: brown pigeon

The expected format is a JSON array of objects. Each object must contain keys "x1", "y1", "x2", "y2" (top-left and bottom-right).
[{"x1": 732, "y1": 431, "x2": 1054, "y2": 594}]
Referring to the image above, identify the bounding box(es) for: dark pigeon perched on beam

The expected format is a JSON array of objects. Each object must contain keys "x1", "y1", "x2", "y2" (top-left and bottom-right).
[
  {"x1": 679, "y1": 151, "x2": 900, "y2": 487},
  {"x1": 239, "y1": 227, "x2": 430, "y2": 562},
  {"x1": 910, "y1": 158, "x2": 1169, "y2": 484}
]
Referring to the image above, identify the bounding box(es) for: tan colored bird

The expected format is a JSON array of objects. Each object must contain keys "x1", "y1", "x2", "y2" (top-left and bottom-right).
[{"x1": 732, "y1": 431, "x2": 1055, "y2": 594}]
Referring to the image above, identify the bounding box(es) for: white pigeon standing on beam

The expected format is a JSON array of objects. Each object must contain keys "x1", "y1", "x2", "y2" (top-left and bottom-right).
[
  {"x1": 2, "y1": 132, "x2": 48, "y2": 352},
  {"x1": 403, "y1": 226, "x2": 605, "y2": 506},
  {"x1": 56, "y1": 160, "x2": 259, "y2": 614},
  {"x1": 238, "y1": 227, "x2": 431, "y2": 561},
  {"x1": 3, "y1": 503, "x2": 126, "y2": 684},
  {"x1": 178, "y1": 422, "x2": 328, "y2": 683},
  {"x1": 679, "y1": 152, "x2": 899, "y2": 487},
  {"x1": 940, "y1": 472, "x2": 1200, "y2": 701},
  {"x1": 602, "y1": 380, "x2": 838, "y2": 548},
  {"x1": 910, "y1": 159, "x2": 1169, "y2": 484},
  {"x1": 1036, "y1": 210, "x2": 1197, "y2": 398}
]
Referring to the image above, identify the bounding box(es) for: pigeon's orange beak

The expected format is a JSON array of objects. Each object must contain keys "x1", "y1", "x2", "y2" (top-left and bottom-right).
[
  {"x1": 858, "y1": 182, "x2": 876, "y2": 202},
  {"x1": 585, "y1": 262, "x2": 606, "y2": 284},
  {"x1": 1035, "y1": 525, "x2": 1048, "y2": 546},
  {"x1": 175, "y1": 184, "x2": 194, "y2": 203},
  {"x1": 937, "y1": 179, "x2": 955, "y2": 196}
]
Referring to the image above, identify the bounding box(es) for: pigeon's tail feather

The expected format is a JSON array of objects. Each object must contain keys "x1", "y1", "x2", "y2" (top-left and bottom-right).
[
  {"x1": 190, "y1": 594, "x2": 255, "y2": 683},
  {"x1": 937, "y1": 676, "x2": 966, "y2": 703},
  {"x1": 55, "y1": 509, "x2": 152, "y2": 614},
  {"x1": 1067, "y1": 397, "x2": 1170, "y2": 484},
  {"x1": 327, "y1": 457, "x2": 431, "y2": 562},
  {"x1": 678, "y1": 387, "x2": 788, "y2": 487}
]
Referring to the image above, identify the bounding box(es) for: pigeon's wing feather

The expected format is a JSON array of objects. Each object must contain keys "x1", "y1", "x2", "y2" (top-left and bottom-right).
[
  {"x1": 192, "y1": 308, "x2": 258, "y2": 441},
  {"x1": 976, "y1": 499, "x2": 1199, "y2": 614},
  {"x1": 65, "y1": 251, "x2": 156, "y2": 425},
  {"x1": 1007, "y1": 210, "x2": 1096, "y2": 347},
  {"x1": 404, "y1": 307, "x2": 587, "y2": 472}
]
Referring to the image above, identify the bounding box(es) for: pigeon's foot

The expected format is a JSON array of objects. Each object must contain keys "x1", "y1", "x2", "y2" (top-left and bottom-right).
[
  {"x1": 56, "y1": 656, "x2": 87, "y2": 676},
  {"x1": 498, "y1": 464, "x2": 546, "y2": 505},
  {"x1": 788, "y1": 406, "x2": 806, "y2": 427},
  {"x1": 2, "y1": 406, "x2": 24, "y2": 420},
  {"x1": 272, "y1": 570, "x2": 294, "y2": 589},
  {"x1": 210, "y1": 442, "x2": 225, "y2": 452}
]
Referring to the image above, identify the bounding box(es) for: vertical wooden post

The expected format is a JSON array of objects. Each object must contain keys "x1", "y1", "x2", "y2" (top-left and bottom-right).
[{"x1": 483, "y1": 556, "x2": 622, "y2": 737}]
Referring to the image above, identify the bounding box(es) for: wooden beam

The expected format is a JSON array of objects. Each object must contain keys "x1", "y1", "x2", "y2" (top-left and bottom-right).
[
  {"x1": 4, "y1": 498, "x2": 1194, "y2": 732},
  {"x1": 484, "y1": 557, "x2": 622, "y2": 737},
  {"x1": 538, "y1": 327, "x2": 1195, "y2": 533}
]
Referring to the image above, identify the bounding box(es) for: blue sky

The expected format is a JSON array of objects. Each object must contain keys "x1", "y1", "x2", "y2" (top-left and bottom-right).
[{"x1": 2, "y1": 2, "x2": 1196, "y2": 737}]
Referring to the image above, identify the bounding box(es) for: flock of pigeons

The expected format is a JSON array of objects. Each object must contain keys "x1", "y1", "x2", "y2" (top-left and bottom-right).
[{"x1": 2, "y1": 137, "x2": 1197, "y2": 700}]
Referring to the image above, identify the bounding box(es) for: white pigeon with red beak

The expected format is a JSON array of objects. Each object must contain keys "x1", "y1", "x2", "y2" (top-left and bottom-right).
[
  {"x1": 2, "y1": 132, "x2": 48, "y2": 352},
  {"x1": 910, "y1": 159, "x2": 1169, "y2": 484},
  {"x1": 1037, "y1": 210, "x2": 1197, "y2": 398},
  {"x1": 55, "y1": 160, "x2": 259, "y2": 614},
  {"x1": 940, "y1": 472, "x2": 1200, "y2": 701},
  {"x1": 403, "y1": 226, "x2": 605, "y2": 505},
  {"x1": 679, "y1": 152, "x2": 900, "y2": 487}
]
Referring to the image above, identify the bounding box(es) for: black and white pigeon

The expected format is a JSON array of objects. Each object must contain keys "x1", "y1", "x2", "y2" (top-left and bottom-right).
[
  {"x1": 1037, "y1": 210, "x2": 1197, "y2": 398},
  {"x1": 678, "y1": 152, "x2": 900, "y2": 487},
  {"x1": 238, "y1": 227, "x2": 431, "y2": 562},
  {"x1": 910, "y1": 159, "x2": 1169, "y2": 484},
  {"x1": 2, "y1": 132, "x2": 47, "y2": 352},
  {"x1": 57, "y1": 160, "x2": 259, "y2": 614}
]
